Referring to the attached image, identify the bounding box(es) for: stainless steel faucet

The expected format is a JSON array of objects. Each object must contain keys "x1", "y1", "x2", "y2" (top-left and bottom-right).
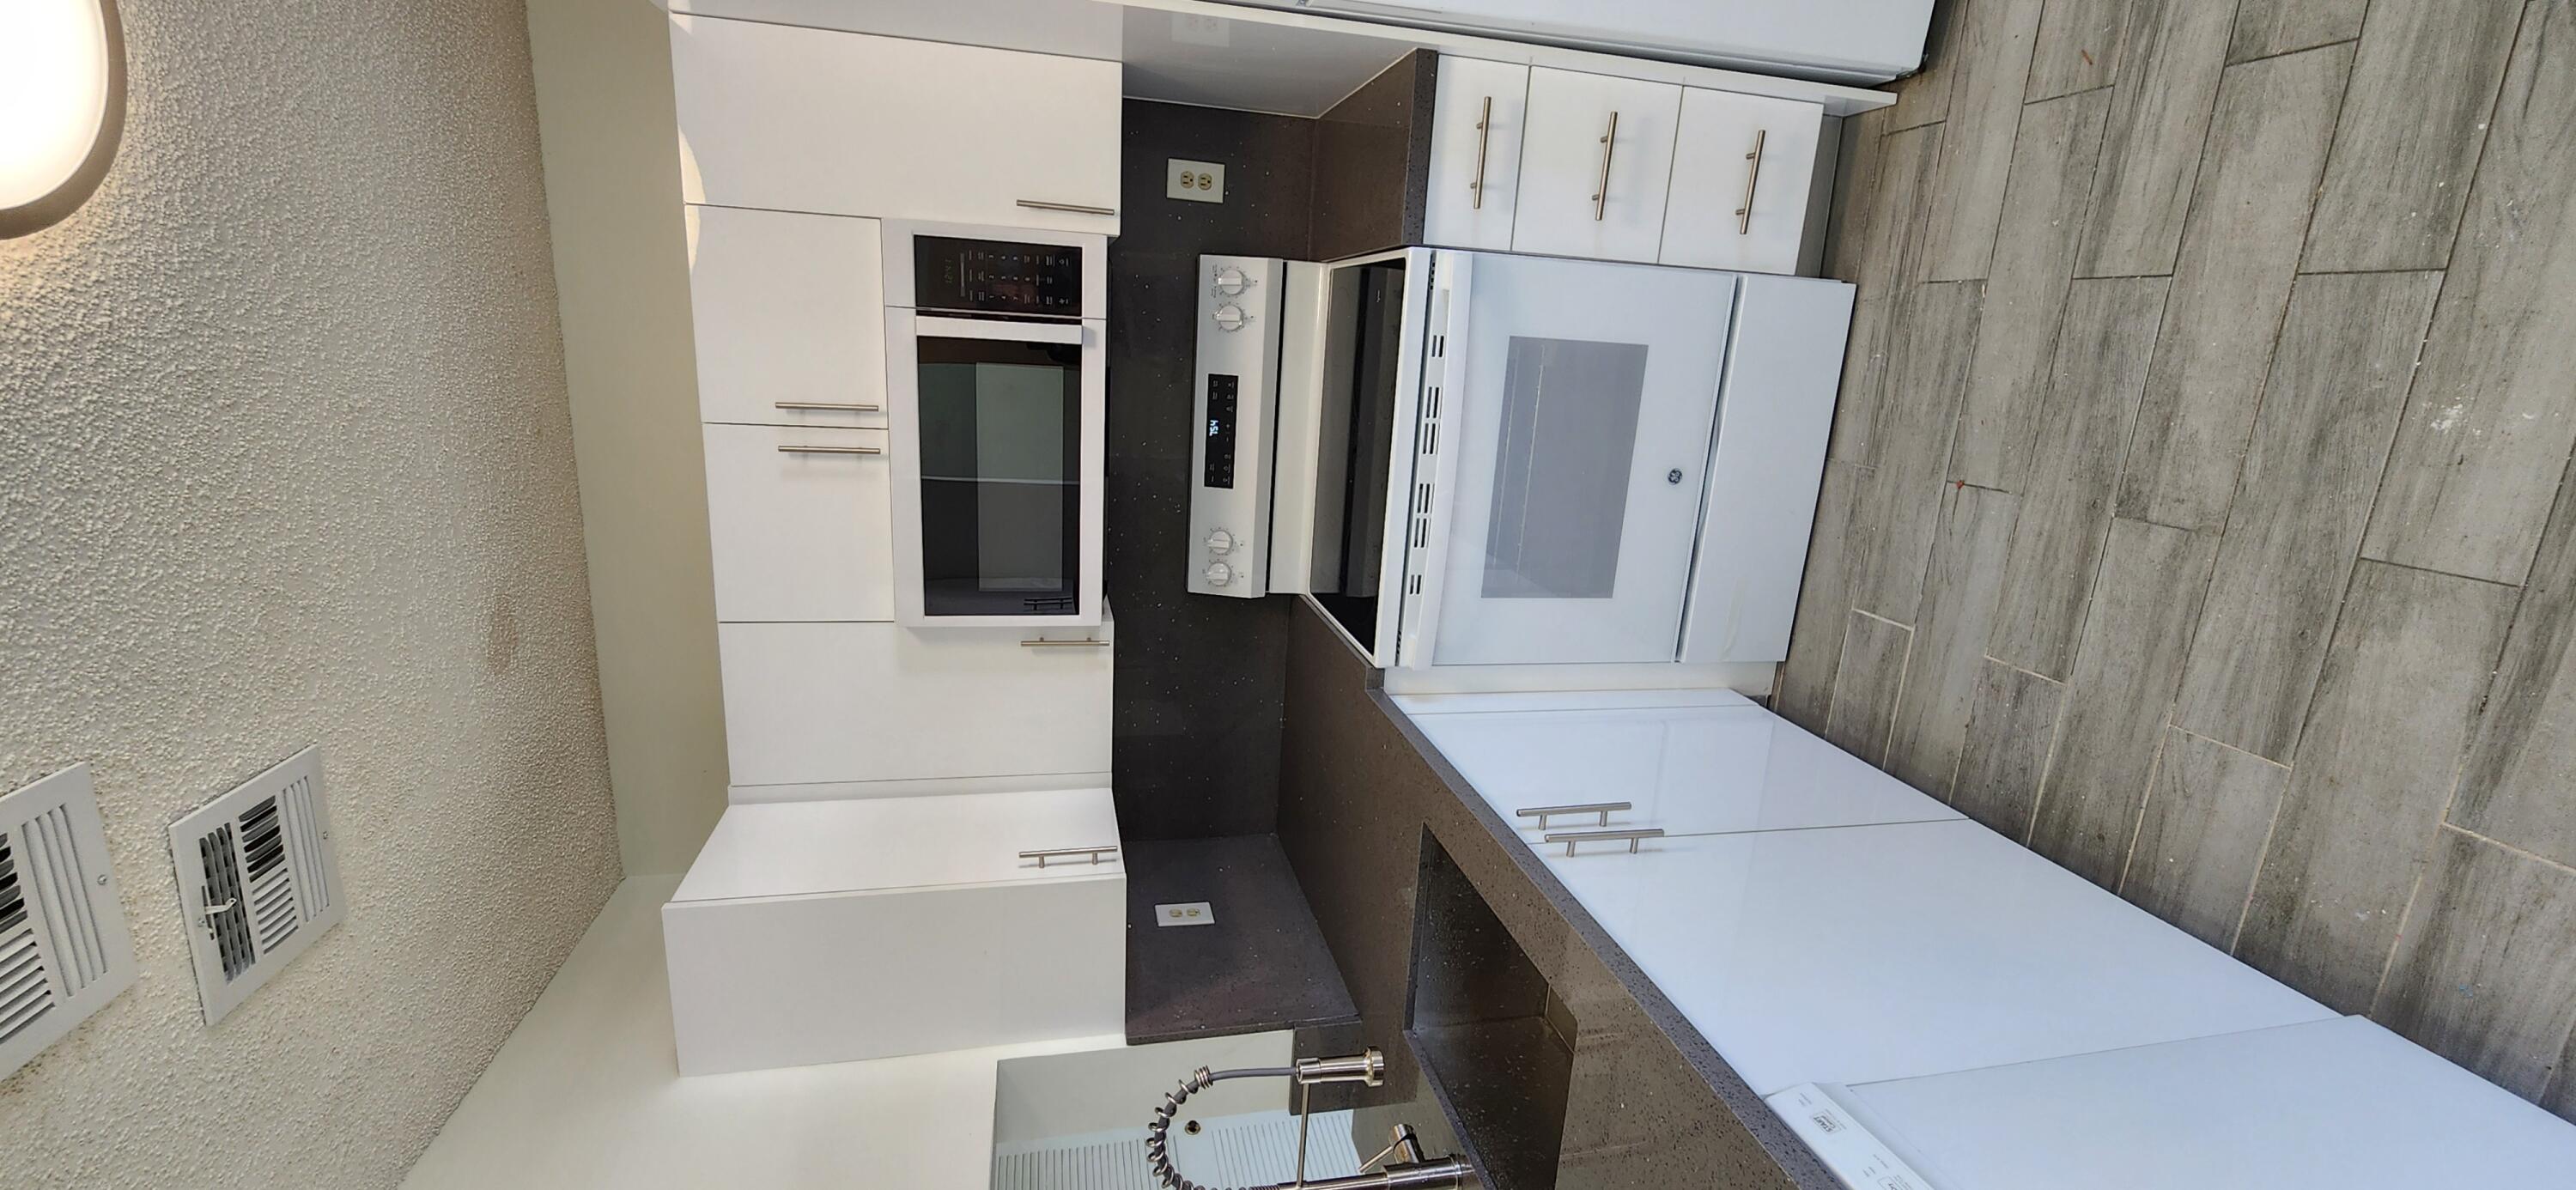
[{"x1": 1145, "y1": 1048, "x2": 1473, "y2": 1190}]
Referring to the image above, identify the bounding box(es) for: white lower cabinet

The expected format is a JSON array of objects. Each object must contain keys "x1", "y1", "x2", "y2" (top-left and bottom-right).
[
  {"x1": 664, "y1": 788, "x2": 1125, "y2": 1074},
  {"x1": 702, "y1": 422, "x2": 894, "y2": 623},
  {"x1": 715, "y1": 619, "x2": 1113, "y2": 788},
  {"x1": 1510, "y1": 68, "x2": 1681, "y2": 264},
  {"x1": 1658, "y1": 89, "x2": 1825, "y2": 275}
]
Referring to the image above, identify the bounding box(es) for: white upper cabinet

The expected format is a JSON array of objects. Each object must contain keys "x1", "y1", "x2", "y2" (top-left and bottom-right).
[
  {"x1": 1659, "y1": 89, "x2": 1825, "y2": 276},
  {"x1": 669, "y1": 15, "x2": 1121, "y2": 232},
  {"x1": 1510, "y1": 69, "x2": 1681, "y2": 264},
  {"x1": 1423, "y1": 58, "x2": 1530, "y2": 252},
  {"x1": 687, "y1": 206, "x2": 888, "y2": 428},
  {"x1": 702, "y1": 422, "x2": 895, "y2": 624}
]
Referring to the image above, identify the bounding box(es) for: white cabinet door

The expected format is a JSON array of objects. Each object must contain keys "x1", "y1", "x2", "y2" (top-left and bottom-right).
[
  {"x1": 1413, "y1": 252, "x2": 1737, "y2": 667},
  {"x1": 1510, "y1": 69, "x2": 1681, "y2": 264},
  {"x1": 687, "y1": 206, "x2": 887, "y2": 428},
  {"x1": 703, "y1": 423, "x2": 894, "y2": 623},
  {"x1": 717, "y1": 620, "x2": 1113, "y2": 787},
  {"x1": 1423, "y1": 58, "x2": 1530, "y2": 252},
  {"x1": 669, "y1": 15, "x2": 1121, "y2": 231},
  {"x1": 1659, "y1": 89, "x2": 1824, "y2": 275}
]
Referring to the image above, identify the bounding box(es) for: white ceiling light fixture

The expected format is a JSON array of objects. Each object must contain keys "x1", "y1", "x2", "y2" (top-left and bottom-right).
[{"x1": 0, "y1": 0, "x2": 125, "y2": 239}]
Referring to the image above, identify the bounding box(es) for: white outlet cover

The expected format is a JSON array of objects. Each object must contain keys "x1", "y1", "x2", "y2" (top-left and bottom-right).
[
  {"x1": 1168, "y1": 159, "x2": 1226, "y2": 204},
  {"x1": 1154, "y1": 901, "x2": 1216, "y2": 927}
]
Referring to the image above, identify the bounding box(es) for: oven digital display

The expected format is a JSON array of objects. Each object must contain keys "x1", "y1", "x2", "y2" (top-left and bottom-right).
[
  {"x1": 1203, "y1": 374, "x2": 1238, "y2": 489},
  {"x1": 914, "y1": 236, "x2": 1084, "y2": 317}
]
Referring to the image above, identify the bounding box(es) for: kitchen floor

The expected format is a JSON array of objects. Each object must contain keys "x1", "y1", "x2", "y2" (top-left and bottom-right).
[{"x1": 1787, "y1": 0, "x2": 2576, "y2": 1123}]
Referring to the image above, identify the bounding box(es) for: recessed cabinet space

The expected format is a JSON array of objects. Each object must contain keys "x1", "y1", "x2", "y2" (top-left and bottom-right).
[
  {"x1": 702, "y1": 423, "x2": 894, "y2": 624},
  {"x1": 668, "y1": 15, "x2": 1121, "y2": 232},
  {"x1": 715, "y1": 620, "x2": 1113, "y2": 789},
  {"x1": 1658, "y1": 89, "x2": 1825, "y2": 276},
  {"x1": 687, "y1": 205, "x2": 888, "y2": 428},
  {"x1": 1424, "y1": 58, "x2": 1531, "y2": 252},
  {"x1": 1509, "y1": 69, "x2": 1681, "y2": 264}
]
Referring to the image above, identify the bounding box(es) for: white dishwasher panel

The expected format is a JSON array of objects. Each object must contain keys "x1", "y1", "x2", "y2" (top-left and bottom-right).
[
  {"x1": 1404, "y1": 701, "x2": 1958, "y2": 838},
  {"x1": 1542, "y1": 818, "x2": 2335, "y2": 1096},
  {"x1": 1832, "y1": 1016, "x2": 2576, "y2": 1190}
]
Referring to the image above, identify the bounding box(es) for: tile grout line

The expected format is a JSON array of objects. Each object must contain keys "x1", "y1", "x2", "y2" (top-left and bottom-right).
[
  {"x1": 2440, "y1": 820, "x2": 2576, "y2": 879},
  {"x1": 1999, "y1": 89, "x2": 2113, "y2": 486},
  {"x1": 2233, "y1": 532, "x2": 2383, "y2": 959},
  {"x1": 1874, "y1": 616, "x2": 1920, "y2": 766},
  {"x1": 2072, "y1": 0, "x2": 2251, "y2": 282},
  {"x1": 2228, "y1": 37, "x2": 2363, "y2": 68},
  {"x1": 2290, "y1": 0, "x2": 2373, "y2": 275},
  {"x1": 2366, "y1": 869, "x2": 2431, "y2": 1017},
  {"x1": 2224, "y1": 747, "x2": 2295, "y2": 956},
  {"x1": 2165, "y1": 721, "x2": 2291, "y2": 770},
  {"x1": 2017, "y1": 653, "x2": 2076, "y2": 847},
  {"x1": 2112, "y1": 720, "x2": 2174, "y2": 894}
]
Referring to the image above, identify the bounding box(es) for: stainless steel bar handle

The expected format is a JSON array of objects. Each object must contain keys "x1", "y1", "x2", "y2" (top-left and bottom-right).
[
  {"x1": 1514, "y1": 801, "x2": 1632, "y2": 829},
  {"x1": 1020, "y1": 637, "x2": 1109, "y2": 647},
  {"x1": 1591, "y1": 110, "x2": 1620, "y2": 222},
  {"x1": 773, "y1": 401, "x2": 882, "y2": 412},
  {"x1": 775, "y1": 444, "x2": 881, "y2": 454},
  {"x1": 1469, "y1": 95, "x2": 1494, "y2": 209},
  {"x1": 1020, "y1": 845, "x2": 1120, "y2": 867},
  {"x1": 1542, "y1": 828, "x2": 1665, "y2": 856},
  {"x1": 1018, "y1": 198, "x2": 1118, "y2": 217},
  {"x1": 1735, "y1": 128, "x2": 1768, "y2": 235}
]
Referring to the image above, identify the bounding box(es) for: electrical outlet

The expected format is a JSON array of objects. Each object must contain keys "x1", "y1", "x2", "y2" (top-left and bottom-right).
[{"x1": 1168, "y1": 159, "x2": 1226, "y2": 204}]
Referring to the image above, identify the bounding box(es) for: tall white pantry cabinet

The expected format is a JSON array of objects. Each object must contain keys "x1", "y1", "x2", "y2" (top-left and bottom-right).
[
  {"x1": 671, "y1": 15, "x2": 1124, "y2": 804},
  {"x1": 659, "y1": 14, "x2": 1131, "y2": 1076}
]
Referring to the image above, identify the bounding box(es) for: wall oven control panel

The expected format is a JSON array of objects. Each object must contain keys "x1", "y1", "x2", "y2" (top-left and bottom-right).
[
  {"x1": 911, "y1": 235, "x2": 1085, "y2": 318},
  {"x1": 1189, "y1": 256, "x2": 1285, "y2": 598}
]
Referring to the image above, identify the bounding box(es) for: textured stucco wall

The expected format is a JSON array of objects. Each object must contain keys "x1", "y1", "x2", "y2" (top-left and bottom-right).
[{"x1": 0, "y1": 3, "x2": 623, "y2": 1187}]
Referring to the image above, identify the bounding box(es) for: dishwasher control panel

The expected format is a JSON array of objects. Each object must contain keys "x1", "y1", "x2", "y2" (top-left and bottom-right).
[{"x1": 1768, "y1": 1084, "x2": 1939, "y2": 1190}]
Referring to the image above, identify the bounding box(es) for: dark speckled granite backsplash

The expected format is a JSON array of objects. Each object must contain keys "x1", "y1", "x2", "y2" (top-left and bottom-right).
[
  {"x1": 1106, "y1": 70, "x2": 1426, "y2": 838},
  {"x1": 1105, "y1": 99, "x2": 1314, "y2": 840}
]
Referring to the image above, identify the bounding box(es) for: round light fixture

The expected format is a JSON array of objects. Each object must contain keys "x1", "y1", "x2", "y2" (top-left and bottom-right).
[{"x1": 0, "y1": 0, "x2": 125, "y2": 239}]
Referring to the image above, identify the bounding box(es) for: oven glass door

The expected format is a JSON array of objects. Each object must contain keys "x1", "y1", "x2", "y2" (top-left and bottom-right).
[
  {"x1": 1417, "y1": 252, "x2": 1737, "y2": 665},
  {"x1": 898, "y1": 315, "x2": 1094, "y2": 621},
  {"x1": 1304, "y1": 251, "x2": 1431, "y2": 664}
]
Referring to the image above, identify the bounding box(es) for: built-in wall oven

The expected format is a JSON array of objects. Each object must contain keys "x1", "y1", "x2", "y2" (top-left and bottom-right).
[
  {"x1": 1195, "y1": 248, "x2": 1851, "y2": 671},
  {"x1": 884, "y1": 222, "x2": 1108, "y2": 628}
]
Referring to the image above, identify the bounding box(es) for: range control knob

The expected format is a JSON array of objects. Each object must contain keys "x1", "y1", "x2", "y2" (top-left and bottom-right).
[
  {"x1": 1204, "y1": 562, "x2": 1234, "y2": 586},
  {"x1": 1205, "y1": 529, "x2": 1236, "y2": 555},
  {"x1": 1212, "y1": 302, "x2": 1250, "y2": 332},
  {"x1": 1211, "y1": 264, "x2": 1251, "y2": 295}
]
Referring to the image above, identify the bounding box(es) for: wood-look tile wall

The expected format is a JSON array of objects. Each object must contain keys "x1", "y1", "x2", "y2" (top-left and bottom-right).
[{"x1": 1789, "y1": 0, "x2": 2576, "y2": 1123}]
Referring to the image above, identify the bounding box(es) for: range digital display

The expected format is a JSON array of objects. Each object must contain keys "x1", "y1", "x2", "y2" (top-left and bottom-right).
[{"x1": 1202, "y1": 374, "x2": 1238, "y2": 489}]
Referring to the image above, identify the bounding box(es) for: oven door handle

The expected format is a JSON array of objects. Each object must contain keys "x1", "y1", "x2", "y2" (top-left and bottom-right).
[{"x1": 912, "y1": 315, "x2": 1085, "y2": 345}]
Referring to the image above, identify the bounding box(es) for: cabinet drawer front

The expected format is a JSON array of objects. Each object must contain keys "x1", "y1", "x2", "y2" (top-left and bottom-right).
[
  {"x1": 670, "y1": 15, "x2": 1121, "y2": 232},
  {"x1": 1660, "y1": 90, "x2": 1824, "y2": 275},
  {"x1": 688, "y1": 206, "x2": 888, "y2": 427},
  {"x1": 703, "y1": 424, "x2": 894, "y2": 623},
  {"x1": 1510, "y1": 69, "x2": 1681, "y2": 264},
  {"x1": 716, "y1": 622, "x2": 1112, "y2": 787},
  {"x1": 1424, "y1": 58, "x2": 1530, "y2": 252}
]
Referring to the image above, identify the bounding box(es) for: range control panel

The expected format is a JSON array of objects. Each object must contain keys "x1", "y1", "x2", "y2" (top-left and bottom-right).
[{"x1": 1189, "y1": 256, "x2": 1285, "y2": 598}]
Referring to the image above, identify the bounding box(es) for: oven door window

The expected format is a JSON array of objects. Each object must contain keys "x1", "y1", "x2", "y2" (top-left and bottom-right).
[{"x1": 914, "y1": 334, "x2": 1083, "y2": 616}]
